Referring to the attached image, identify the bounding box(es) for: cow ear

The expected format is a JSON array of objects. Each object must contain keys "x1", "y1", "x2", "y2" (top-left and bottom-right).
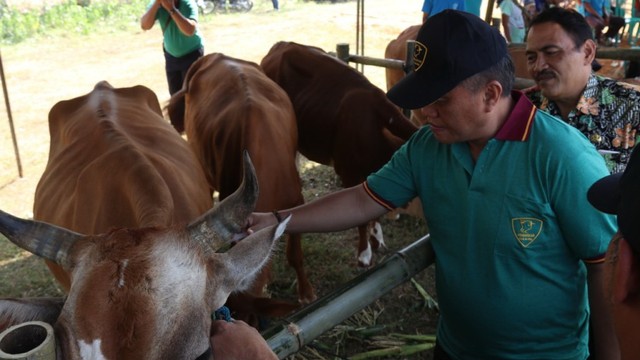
[
  {"x1": 0, "y1": 298, "x2": 65, "y2": 332},
  {"x1": 216, "y1": 216, "x2": 289, "y2": 293}
]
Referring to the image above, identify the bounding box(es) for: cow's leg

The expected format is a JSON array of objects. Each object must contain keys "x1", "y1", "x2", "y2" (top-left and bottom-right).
[
  {"x1": 356, "y1": 221, "x2": 386, "y2": 267},
  {"x1": 357, "y1": 224, "x2": 373, "y2": 267},
  {"x1": 369, "y1": 220, "x2": 385, "y2": 252},
  {"x1": 286, "y1": 234, "x2": 316, "y2": 304}
]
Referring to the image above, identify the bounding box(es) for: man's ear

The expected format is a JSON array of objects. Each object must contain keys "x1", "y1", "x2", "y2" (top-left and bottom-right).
[
  {"x1": 483, "y1": 80, "x2": 503, "y2": 111},
  {"x1": 613, "y1": 238, "x2": 640, "y2": 303},
  {"x1": 583, "y1": 39, "x2": 597, "y2": 65}
]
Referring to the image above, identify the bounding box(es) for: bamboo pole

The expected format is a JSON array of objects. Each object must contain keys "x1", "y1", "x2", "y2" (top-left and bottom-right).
[
  {"x1": 263, "y1": 234, "x2": 435, "y2": 359},
  {"x1": 0, "y1": 51, "x2": 23, "y2": 178},
  {"x1": 0, "y1": 321, "x2": 55, "y2": 360}
]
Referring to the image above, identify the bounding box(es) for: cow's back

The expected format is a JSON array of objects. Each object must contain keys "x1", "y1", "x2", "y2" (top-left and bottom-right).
[
  {"x1": 177, "y1": 53, "x2": 315, "y2": 316},
  {"x1": 260, "y1": 41, "x2": 417, "y2": 186},
  {"x1": 182, "y1": 53, "x2": 303, "y2": 210},
  {"x1": 35, "y1": 82, "x2": 212, "y2": 289}
]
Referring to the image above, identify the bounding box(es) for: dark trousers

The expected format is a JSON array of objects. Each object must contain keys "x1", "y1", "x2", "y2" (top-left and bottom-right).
[
  {"x1": 433, "y1": 342, "x2": 453, "y2": 360},
  {"x1": 163, "y1": 46, "x2": 203, "y2": 132},
  {"x1": 163, "y1": 46, "x2": 204, "y2": 95}
]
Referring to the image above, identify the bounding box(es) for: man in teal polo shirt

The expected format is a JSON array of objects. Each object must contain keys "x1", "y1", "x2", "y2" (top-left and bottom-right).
[
  {"x1": 243, "y1": 10, "x2": 618, "y2": 359},
  {"x1": 141, "y1": 0, "x2": 204, "y2": 132}
]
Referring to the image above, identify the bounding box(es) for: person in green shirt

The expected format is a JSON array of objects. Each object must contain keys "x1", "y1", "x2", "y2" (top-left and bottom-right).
[
  {"x1": 243, "y1": 10, "x2": 619, "y2": 359},
  {"x1": 141, "y1": 0, "x2": 204, "y2": 131}
]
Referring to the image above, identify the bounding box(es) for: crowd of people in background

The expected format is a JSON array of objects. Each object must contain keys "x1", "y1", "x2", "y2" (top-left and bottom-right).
[
  {"x1": 423, "y1": 0, "x2": 627, "y2": 45},
  {"x1": 420, "y1": 0, "x2": 640, "y2": 175}
]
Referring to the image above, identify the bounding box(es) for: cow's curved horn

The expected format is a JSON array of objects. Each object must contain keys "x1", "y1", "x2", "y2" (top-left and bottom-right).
[
  {"x1": 0, "y1": 210, "x2": 82, "y2": 268},
  {"x1": 187, "y1": 150, "x2": 259, "y2": 254}
]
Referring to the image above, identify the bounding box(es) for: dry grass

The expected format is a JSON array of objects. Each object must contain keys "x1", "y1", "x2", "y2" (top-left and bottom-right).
[{"x1": 0, "y1": 1, "x2": 437, "y2": 358}]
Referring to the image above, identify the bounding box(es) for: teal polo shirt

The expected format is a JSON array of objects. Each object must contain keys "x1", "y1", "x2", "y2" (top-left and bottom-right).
[
  {"x1": 365, "y1": 91, "x2": 616, "y2": 359},
  {"x1": 149, "y1": 0, "x2": 203, "y2": 57}
]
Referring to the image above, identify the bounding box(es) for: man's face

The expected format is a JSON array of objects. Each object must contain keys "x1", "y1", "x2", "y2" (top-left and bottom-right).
[
  {"x1": 525, "y1": 22, "x2": 593, "y2": 101},
  {"x1": 418, "y1": 84, "x2": 491, "y2": 145}
]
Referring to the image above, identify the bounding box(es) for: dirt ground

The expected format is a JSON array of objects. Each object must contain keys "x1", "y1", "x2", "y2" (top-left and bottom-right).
[{"x1": 0, "y1": 0, "x2": 423, "y2": 218}]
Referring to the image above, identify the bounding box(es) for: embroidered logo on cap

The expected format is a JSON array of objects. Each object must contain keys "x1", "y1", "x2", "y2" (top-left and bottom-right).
[
  {"x1": 413, "y1": 41, "x2": 428, "y2": 72},
  {"x1": 511, "y1": 218, "x2": 543, "y2": 248}
]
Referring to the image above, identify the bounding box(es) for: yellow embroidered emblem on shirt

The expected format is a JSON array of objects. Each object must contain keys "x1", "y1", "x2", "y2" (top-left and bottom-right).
[{"x1": 511, "y1": 218, "x2": 543, "y2": 248}]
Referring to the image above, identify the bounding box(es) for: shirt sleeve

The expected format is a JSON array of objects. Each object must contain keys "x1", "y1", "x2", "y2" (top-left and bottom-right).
[
  {"x1": 549, "y1": 140, "x2": 616, "y2": 262},
  {"x1": 422, "y1": 0, "x2": 433, "y2": 13},
  {"x1": 366, "y1": 133, "x2": 422, "y2": 209},
  {"x1": 184, "y1": 0, "x2": 199, "y2": 21}
]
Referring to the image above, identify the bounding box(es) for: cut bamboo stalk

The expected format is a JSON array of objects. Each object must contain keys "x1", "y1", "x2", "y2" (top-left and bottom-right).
[{"x1": 263, "y1": 234, "x2": 435, "y2": 358}]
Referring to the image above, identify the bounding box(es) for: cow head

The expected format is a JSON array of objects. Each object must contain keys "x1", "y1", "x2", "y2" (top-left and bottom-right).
[{"x1": 0, "y1": 152, "x2": 286, "y2": 360}]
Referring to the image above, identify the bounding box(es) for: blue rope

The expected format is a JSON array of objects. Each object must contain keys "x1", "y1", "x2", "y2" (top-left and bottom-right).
[{"x1": 212, "y1": 306, "x2": 232, "y2": 322}]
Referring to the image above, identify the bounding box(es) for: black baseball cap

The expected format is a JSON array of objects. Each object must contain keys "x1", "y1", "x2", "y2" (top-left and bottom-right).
[
  {"x1": 587, "y1": 146, "x2": 640, "y2": 253},
  {"x1": 387, "y1": 10, "x2": 508, "y2": 109}
]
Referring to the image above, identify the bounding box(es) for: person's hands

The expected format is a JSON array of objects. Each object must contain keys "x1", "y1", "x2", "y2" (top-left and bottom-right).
[
  {"x1": 159, "y1": 0, "x2": 175, "y2": 12},
  {"x1": 210, "y1": 320, "x2": 278, "y2": 360},
  {"x1": 230, "y1": 212, "x2": 279, "y2": 242}
]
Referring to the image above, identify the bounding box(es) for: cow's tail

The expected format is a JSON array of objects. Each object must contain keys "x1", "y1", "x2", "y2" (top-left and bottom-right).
[{"x1": 166, "y1": 89, "x2": 187, "y2": 134}]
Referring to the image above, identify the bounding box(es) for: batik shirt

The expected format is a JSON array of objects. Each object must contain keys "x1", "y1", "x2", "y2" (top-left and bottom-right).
[{"x1": 527, "y1": 74, "x2": 640, "y2": 173}]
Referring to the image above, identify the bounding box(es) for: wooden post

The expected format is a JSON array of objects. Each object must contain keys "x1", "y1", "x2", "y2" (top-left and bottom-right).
[
  {"x1": 402, "y1": 40, "x2": 416, "y2": 118},
  {"x1": 484, "y1": 0, "x2": 496, "y2": 23},
  {"x1": 404, "y1": 40, "x2": 416, "y2": 75},
  {"x1": 336, "y1": 43, "x2": 350, "y2": 64},
  {"x1": 0, "y1": 51, "x2": 23, "y2": 178},
  {"x1": 356, "y1": 0, "x2": 365, "y2": 73}
]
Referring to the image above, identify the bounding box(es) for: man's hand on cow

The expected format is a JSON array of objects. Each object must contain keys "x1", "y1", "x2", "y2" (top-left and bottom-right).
[
  {"x1": 210, "y1": 320, "x2": 278, "y2": 359},
  {"x1": 228, "y1": 212, "x2": 278, "y2": 243}
]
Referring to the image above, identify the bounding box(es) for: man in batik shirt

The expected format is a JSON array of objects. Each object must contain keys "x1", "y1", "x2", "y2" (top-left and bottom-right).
[{"x1": 525, "y1": 7, "x2": 640, "y2": 173}]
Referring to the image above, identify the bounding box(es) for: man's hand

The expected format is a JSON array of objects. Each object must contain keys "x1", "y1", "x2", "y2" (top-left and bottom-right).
[
  {"x1": 210, "y1": 320, "x2": 278, "y2": 359},
  {"x1": 159, "y1": 0, "x2": 175, "y2": 12}
]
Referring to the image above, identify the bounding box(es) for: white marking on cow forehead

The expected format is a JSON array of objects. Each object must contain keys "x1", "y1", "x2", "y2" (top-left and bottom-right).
[
  {"x1": 78, "y1": 339, "x2": 107, "y2": 360},
  {"x1": 117, "y1": 259, "x2": 128, "y2": 288},
  {"x1": 152, "y1": 240, "x2": 207, "y2": 304}
]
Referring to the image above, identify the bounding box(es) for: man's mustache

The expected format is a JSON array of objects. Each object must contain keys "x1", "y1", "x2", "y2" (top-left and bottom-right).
[{"x1": 534, "y1": 70, "x2": 556, "y2": 81}]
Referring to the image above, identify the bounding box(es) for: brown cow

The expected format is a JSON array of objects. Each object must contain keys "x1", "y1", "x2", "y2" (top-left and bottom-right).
[
  {"x1": 167, "y1": 53, "x2": 315, "y2": 323},
  {"x1": 0, "y1": 82, "x2": 286, "y2": 359},
  {"x1": 384, "y1": 24, "x2": 424, "y2": 127},
  {"x1": 260, "y1": 41, "x2": 419, "y2": 267},
  {"x1": 34, "y1": 81, "x2": 211, "y2": 291}
]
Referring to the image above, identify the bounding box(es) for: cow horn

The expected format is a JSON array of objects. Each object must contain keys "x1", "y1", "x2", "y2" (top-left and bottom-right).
[
  {"x1": 187, "y1": 150, "x2": 259, "y2": 254},
  {"x1": 0, "y1": 210, "x2": 82, "y2": 268}
]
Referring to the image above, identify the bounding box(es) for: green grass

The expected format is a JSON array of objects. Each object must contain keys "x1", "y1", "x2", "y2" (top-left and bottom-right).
[
  {"x1": 0, "y1": 0, "x2": 324, "y2": 46},
  {"x1": 0, "y1": 234, "x2": 64, "y2": 297},
  {"x1": 0, "y1": 0, "x2": 149, "y2": 45}
]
